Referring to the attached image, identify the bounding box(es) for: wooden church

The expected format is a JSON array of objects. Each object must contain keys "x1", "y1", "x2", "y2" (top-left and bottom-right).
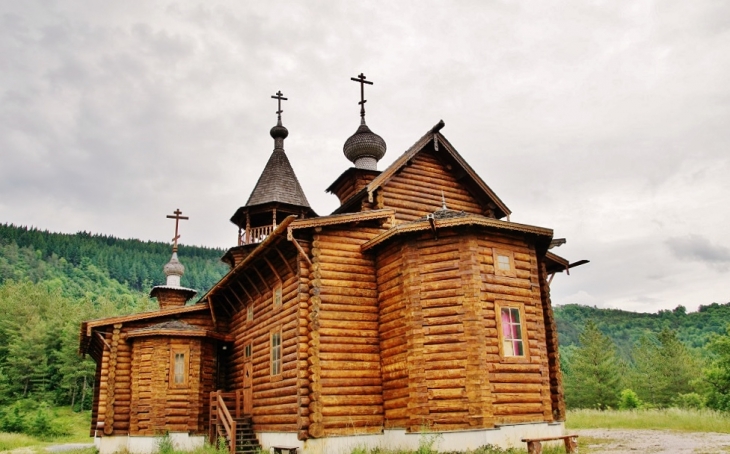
[{"x1": 80, "y1": 75, "x2": 584, "y2": 454}]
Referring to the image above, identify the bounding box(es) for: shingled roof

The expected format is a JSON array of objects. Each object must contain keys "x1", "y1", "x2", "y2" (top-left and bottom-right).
[{"x1": 246, "y1": 149, "x2": 311, "y2": 208}]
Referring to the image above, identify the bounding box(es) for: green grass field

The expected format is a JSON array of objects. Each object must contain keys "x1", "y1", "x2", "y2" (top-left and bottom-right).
[{"x1": 566, "y1": 408, "x2": 730, "y2": 433}]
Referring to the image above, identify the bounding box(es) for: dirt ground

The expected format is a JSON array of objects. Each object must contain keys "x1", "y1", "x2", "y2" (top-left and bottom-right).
[{"x1": 575, "y1": 429, "x2": 730, "y2": 453}]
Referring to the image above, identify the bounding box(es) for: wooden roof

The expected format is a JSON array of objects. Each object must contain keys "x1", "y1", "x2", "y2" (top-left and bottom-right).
[
  {"x1": 333, "y1": 120, "x2": 511, "y2": 219},
  {"x1": 124, "y1": 320, "x2": 232, "y2": 341},
  {"x1": 246, "y1": 149, "x2": 311, "y2": 208},
  {"x1": 288, "y1": 208, "x2": 395, "y2": 236},
  {"x1": 79, "y1": 302, "x2": 210, "y2": 355},
  {"x1": 361, "y1": 211, "x2": 552, "y2": 251}
]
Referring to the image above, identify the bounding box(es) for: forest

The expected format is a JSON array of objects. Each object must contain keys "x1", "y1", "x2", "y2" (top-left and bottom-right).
[
  {"x1": 1, "y1": 222, "x2": 730, "y2": 436},
  {"x1": 0, "y1": 224, "x2": 228, "y2": 435}
]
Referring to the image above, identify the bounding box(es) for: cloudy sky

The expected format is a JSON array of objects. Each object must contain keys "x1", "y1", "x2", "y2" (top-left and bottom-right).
[{"x1": 1, "y1": 1, "x2": 728, "y2": 313}]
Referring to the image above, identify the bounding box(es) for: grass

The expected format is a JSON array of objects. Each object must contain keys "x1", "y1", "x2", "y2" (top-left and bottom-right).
[
  {"x1": 0, "y1": 407, "x2": 92, "y2": 452},
  {"x1": 566, "y1": 408, "x2": 730, "y2": 433},
  {"x1": 0, "y1": 431, "x2": 39, "y2": 451}
]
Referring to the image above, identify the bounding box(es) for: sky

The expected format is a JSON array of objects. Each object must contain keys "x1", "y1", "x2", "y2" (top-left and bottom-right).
[{"x1": 1, "y1": 1, "x2": 728, "y2": 313}]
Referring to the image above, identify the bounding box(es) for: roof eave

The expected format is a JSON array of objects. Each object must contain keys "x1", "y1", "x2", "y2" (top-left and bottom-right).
[{"x1": 361, "y1": 215, "x2": 552, "y2": 251}]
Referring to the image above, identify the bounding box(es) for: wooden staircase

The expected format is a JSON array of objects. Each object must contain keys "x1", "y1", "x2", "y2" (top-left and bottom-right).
[
  {"x1": 232, "y1": 416, "x2": 260, "y2": 454},
  {"x1": 209, "y1": 390, "x2": 261, "y2": 454}
]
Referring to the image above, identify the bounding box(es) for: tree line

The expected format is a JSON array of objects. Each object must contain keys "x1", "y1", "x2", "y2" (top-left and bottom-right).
[
  {"x1": 562, "y1": 319, "x2": 730, "y2": 411},
  {"x1": 0, "y1": 223, "x2": 228, "y2": 294}
]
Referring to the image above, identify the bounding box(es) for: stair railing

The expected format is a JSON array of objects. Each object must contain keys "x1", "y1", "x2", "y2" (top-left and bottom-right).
[{"x1": 209, "y1": 390, "x2": 243, "y2": 454}]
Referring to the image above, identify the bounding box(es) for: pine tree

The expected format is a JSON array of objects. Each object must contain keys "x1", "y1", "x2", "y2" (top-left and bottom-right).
[
  {"x1": 705, "y1": 328, "x2": 730, "y2": 411},
  {"x1": 564, "y1": 321, "x2": 622, "y2": 409}
]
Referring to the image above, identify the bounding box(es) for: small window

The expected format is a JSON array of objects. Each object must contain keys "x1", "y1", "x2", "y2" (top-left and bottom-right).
[
  {"x1": 273, "y1": 284, "x2": 282, "y2": 309},
  {"x1": 169, "y1": 346, "x2": 190, "y2": 388},
  {"x1": 244, "y1": 343, "x2": 252, "y2": 359},
  {"x1": 496, "y1": 302, "x2": 528, "y2": 360},
  {"x1": 247, "y1": 304, "x2": 253, "y2": 322},
  {"x1": 497, "y1": 255, "x2": 511, "y2": 271},
  {"x1": 271, "y1": 331, "x2": 282, "y2": 376},
  {"x1": 493, "y1": 248, "x2": 516, "y2": 277},
  {"x1": 174, "y1": 353, "x2": 185, "y2": 383}
]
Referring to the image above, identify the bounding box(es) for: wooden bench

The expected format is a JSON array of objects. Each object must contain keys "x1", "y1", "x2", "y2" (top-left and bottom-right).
[
  {"x1": 272, "y1": 446, "x2": 299, "y2": 454},
  {"x1": 521, "y1": 435, "x2": 578, "y2": 454}
]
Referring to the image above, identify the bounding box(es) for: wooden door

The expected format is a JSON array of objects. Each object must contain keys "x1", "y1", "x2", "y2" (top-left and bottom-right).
[{"x1": 243, "y1": 362, "x2": 253, "y2": 415}]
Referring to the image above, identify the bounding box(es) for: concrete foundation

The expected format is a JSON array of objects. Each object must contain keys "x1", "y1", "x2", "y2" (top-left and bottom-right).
[
  {"x1": 261, "y1": 422, "x2": 565, "y2": 454},
  {"x1": 94, "y1": 422, "x2": 564, "y2": 454},
  {"x1": 96, "y1": 433, "x2": 205, "y2": 454}
]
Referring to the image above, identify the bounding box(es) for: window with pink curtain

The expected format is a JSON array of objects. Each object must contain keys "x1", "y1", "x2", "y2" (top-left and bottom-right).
[{"x1": 501, "y1": 307, "x2": 524, "y2": 356}]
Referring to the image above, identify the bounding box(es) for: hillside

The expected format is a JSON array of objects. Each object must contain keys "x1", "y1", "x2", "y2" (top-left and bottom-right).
[
  {"x1": 554, "y1": 302, "x2": 730, "y2": 355},
  {"x1": 0, "y1": 223, "x2": 228, "y2": 297}
]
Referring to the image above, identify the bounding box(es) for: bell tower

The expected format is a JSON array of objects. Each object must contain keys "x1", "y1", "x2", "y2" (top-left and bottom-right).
[{"x1": 229, "y1": 91, "x2": 316, "y2": 252}]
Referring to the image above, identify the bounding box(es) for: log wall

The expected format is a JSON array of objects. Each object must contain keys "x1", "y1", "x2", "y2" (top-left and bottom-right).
[
  {"x1": 477, "y1": 233, "x2": 553, "y2": 424},
  {"x1": 376, "y1": 240, "x2": 407, "y2": 429},
  {"x1": 129, "y1": 337, "x2": 206, "y2": 435},
  {"x1": 375, "y1": 228, "x2": 553, "y2": 431},
  {"x1": 90, "y1": 312, "x2": 218, "y2": 437},
  {"x1": 380, "y1": 150, "x2": 484, "y2": 222},
  {"x1": 310, "y1": 226, "x2": 384, "y2": 437},
  {"x1": 226, "y1": 244, "x2": 303, "y2": 433},
  {"x1": 537, "y1": 259, "x2": 565, "y2": 420}
]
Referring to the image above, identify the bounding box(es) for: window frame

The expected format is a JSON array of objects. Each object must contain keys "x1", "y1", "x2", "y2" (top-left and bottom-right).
[
  {"x1": 244, "y1": 343, "x2": 252, "y2": 360},
  {"x1": 169, "y1": 345, "x2": 190, "y2": 388},
  {"x1": 493, "y1": 248, "x2": 517, "y2": 278},
  {"x1": 270, "y1": 327, "x2": 283, "y2": 381},
  {"x1": 246, "y1": 303, "x2": 253, "y2": 322},
  {"x1": 272, "y1": 283, "x2": 283, "y2": 310},
  {"x1": 495, "y1": 301, "x2": 530, "y2": 363}
]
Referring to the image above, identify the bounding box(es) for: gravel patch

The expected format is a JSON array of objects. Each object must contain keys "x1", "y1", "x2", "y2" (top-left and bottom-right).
[{"x1": 575, "y1": 429, "x2": 730, "y2": 453}]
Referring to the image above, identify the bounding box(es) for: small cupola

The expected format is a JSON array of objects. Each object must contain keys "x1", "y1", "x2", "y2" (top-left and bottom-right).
[
  {"x1": 343, "y1": 73, "x2": 386, "y2": 170},
  {"x1": 150, "y1": 209, "x2": 197, "y2": 308}
]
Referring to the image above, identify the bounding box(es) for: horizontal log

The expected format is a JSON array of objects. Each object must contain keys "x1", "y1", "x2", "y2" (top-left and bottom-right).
[
  {"x1": 493, "y1": 393, "x2": 543, "y2": 404},
  {"x1": 428, "y1": 388, "x2": 466, "y2": 400},
  {"x1": 320, "y1": 377, "x2": 382, "y2": 387},
  {"x1": 320, "y1": 369, "x2": 381, "y2": 379},
  {"x1": 493, "y1": 403, "x2": 544, "y2": 415},
  {"x1": 321, "y1": 415, "x2": 383, "y2": 429},
  {"x1": 321, "y1": 405, "x2": 383, "y2": 416},
  {"x1": 490, "y1": 373, "x2": 543, "y2": 384},
  {"x1": 321, "y1": 395, "x2": 383, "y2": 406},
  {"x1": 319, "y1": 310, "x2": 378, "y2": 322}
]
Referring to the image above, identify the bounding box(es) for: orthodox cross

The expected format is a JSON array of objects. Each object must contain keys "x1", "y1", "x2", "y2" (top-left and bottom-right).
[
  {"x1": 350, "y1": 73, "x2": 373, "y2": 118},
  {"x1": 166, "y1": 209, "x2": 189, "y2": 252},
  {"x1": 271, "y1": 90, "x2": 288, "y2": 120}
]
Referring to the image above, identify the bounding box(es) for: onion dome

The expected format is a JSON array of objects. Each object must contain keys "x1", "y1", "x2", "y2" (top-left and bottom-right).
[
  {"x1": 343, "y1": 118, "x2": 387, "y2": 170},
  {"x1": 270, "y1": 117, "x2": 289, "y2": 146},
  {"x1": 163, "y1": 252, "x2": 185, "y2": 287}
]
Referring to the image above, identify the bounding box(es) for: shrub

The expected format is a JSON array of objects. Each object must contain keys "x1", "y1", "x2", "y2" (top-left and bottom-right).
[
  {"x1": 673, "y1": 392, "x2": 705, "y2": 410},
  {"x1": 618, "y1": 389, "x2": 642, "y2": 410}
]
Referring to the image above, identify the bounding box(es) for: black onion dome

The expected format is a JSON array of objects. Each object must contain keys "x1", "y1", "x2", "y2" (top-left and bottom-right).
[
  {"x1": 270, "y1": 122, "x2": 289, "y2": 140},
  {"x1": 343, "y1": 121, "x2": 386, "y2": 164}
]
